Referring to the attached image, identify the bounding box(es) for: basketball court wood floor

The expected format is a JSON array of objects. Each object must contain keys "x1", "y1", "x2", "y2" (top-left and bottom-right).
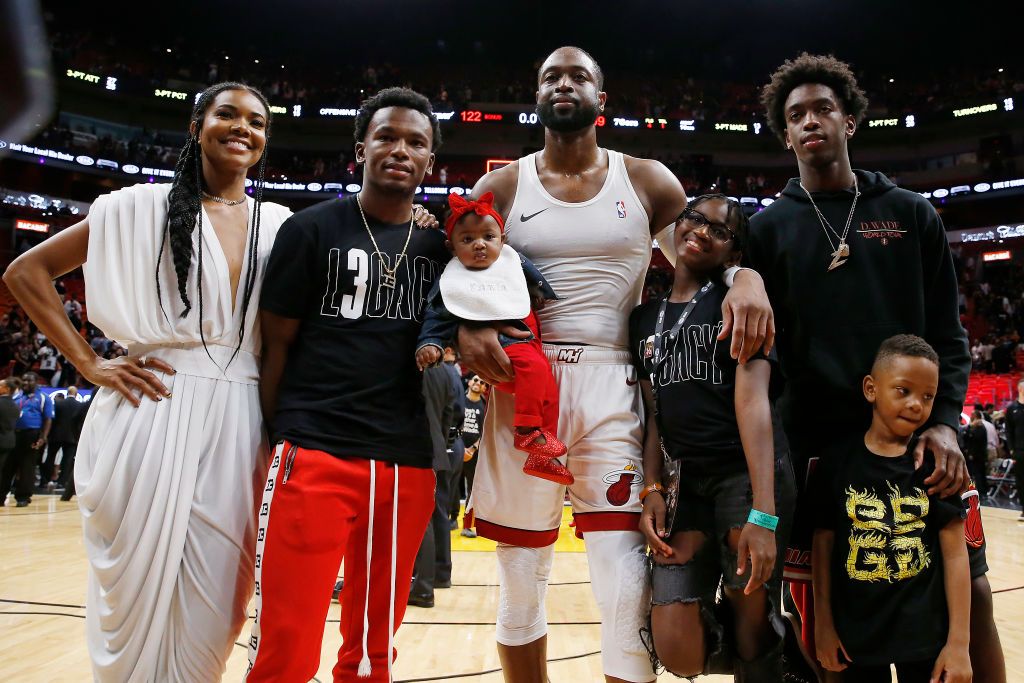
[{"x1": 2, "y1": 499, "x2": 1023, "y2": 682}]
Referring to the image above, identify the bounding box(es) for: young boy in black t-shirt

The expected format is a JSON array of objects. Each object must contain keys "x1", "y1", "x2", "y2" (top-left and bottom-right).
[
  {"x1": 812, "y1": 335, "x2": 971, "y2": 682},
  {"x1": 631, "y1": 194, "x2": 796, "y2": 681}
]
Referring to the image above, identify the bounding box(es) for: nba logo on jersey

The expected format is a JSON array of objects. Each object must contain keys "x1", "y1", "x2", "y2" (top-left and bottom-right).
[{"x1": 615, "y1": 200, "x2": 626, "y2": 218}]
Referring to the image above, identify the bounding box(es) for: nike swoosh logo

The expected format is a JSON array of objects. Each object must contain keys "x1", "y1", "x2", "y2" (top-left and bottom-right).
[{"x1": 520, "y1": 208, "x2": 549, "y2": 222}]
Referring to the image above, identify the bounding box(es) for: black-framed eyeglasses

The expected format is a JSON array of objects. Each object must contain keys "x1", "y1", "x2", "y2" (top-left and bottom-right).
[{"x1": 679, "y1": 208, "x2": 737, "y2": 244}]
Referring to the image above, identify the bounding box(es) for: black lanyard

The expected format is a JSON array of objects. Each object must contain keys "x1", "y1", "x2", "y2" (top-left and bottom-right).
[{"x1": 651, "y1": 281, "x2": 715, "y2": 387}]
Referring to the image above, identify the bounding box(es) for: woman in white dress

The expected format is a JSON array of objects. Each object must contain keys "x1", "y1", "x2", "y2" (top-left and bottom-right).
[{"x1": 3, "y1": 82, "x2": 292, "y2": 681}]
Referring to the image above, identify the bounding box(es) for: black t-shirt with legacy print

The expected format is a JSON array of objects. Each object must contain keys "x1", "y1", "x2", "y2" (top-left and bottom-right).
[
  {"x1": 261, "y1": 196, "x2": 448, "y2": 467},
  {"x1": 629, "y1": 283, "x2": 787, "y2": 477}
]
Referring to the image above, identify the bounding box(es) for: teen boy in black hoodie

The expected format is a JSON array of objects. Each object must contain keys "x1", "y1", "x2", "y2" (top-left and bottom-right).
[{"x1": 747, "y1": 53, "x2": 1004, "y2": 681}]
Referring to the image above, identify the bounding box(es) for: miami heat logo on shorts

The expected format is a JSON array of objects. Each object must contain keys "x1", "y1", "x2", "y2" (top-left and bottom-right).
[
  {"x1": 962, "y1": 483, "x2": 985, "y2": 549},
  {"x1": 603, "y1": 463, "x2": 642, "y2": 506}
]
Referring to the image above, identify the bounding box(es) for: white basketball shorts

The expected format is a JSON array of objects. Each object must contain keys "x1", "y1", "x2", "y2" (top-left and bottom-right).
[{"x1": 468, "y1": 345, "x2": 645, "y2": 546}]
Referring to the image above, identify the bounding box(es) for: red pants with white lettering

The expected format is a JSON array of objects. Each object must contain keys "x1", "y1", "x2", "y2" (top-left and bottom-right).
[
  {"x1": 495, "y1": 311, "x2": 559, "y2": 432},
  {"x1": 245, "y1": 442, "x2": 435, "y2": 682}
]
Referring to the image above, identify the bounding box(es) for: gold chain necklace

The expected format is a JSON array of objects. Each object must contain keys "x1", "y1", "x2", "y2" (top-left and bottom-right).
[
  {"x1": 799, "y1": 176, "x2": 860, "y2": 271},
  {"x1": 355, "y1": 194, "x2": 414, "y2": 289}
]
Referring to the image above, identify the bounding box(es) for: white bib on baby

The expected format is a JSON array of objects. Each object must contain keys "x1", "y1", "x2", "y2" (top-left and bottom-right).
[{"x1": 439, "y1": 244, "x2": 530, "y2": 321}]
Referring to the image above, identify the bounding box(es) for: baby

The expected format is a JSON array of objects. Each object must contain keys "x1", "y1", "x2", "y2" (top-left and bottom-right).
[{"x1": 416, "y1": 192, "x2": 571, "y2": 485}]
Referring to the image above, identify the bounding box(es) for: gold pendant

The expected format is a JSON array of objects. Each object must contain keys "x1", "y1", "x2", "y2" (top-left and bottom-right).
[
  {"x1": 381, "y1": 270, "x2": 397, "y2": 289},
  {"x1": 828, "y1": 242, "x2": 850, "y2": 271}
]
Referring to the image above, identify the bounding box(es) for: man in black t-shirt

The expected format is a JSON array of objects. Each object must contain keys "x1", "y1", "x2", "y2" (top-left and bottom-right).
[
  {"x1": 246, "y1": 88, "x2": 448, "y2": 683},
  {"x1": 409, "y1": 356, "x2": 463, "y2": 606},
  {"x1": 963, "y1": 412, "x2": 990, "y2": 499},
  {"x1": 0, "y1": 379, "x2": 20, "y2": 504},
  {"x1": 46, "y1": 387, "x2": 86, "y2": 496},
  {"x1": 459, "y1": 375, "x2": 487, "y2": 537},
  {"x1": 1004, "y1": 380, "x2": 1024, "y2": 519}
]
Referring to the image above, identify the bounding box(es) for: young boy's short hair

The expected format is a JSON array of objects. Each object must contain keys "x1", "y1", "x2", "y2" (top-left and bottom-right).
[{"x1": 872, "y1": 334, "x2": 939, "y2": 372}]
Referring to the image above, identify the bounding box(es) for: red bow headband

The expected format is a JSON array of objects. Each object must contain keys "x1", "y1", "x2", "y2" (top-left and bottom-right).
[{"x1": 445, "y1": 192, "x2": 505, "y2": 239}]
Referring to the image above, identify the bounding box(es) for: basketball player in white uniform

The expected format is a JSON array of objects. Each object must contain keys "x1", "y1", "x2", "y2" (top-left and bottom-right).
[{"x1": 461, "y1": 46, "x2": 775, "y2": 683}]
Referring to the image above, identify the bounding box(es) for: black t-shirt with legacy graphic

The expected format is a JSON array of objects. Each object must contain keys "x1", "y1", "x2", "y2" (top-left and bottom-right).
[
  {"x1": 813, "y1": 437, "x2": 966, "y2": 666},
  {"x1": 629, "y1": 284, "x2": 787, "y2": 477},
  {"x1": 261, "y1": 196, "x2": 448, "y2": 467}
]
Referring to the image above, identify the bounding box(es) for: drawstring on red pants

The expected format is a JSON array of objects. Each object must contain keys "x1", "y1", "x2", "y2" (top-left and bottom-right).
[
  {"x1": 357, "y1": 461, "x2": 376, "y2": 677},
  {"x1": 387, "y1": 466, "x2": 398, "y2": 680},
  {"x1": 357, "y1": 461, "x2": 400, "y2": 680}
]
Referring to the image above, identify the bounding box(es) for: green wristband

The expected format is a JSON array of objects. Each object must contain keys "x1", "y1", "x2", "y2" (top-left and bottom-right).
[{"x1": 747, "y1": 509, "x2": 779, "y2": 532}]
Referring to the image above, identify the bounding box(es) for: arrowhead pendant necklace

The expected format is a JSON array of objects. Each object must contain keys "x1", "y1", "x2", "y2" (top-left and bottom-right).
[{"x1": 800, "y1": 176, "x2": 860, "y2": 271}]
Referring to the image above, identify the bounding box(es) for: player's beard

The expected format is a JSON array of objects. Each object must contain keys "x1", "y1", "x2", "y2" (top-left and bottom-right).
[{"x1": 536, "y1": 97, "x2": 600, "y2": 132}]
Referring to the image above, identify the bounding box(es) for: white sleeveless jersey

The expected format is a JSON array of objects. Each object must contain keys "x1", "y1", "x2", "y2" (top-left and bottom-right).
[{"x1": 505, "y1": 150, "x2": 651, "y2": 349}]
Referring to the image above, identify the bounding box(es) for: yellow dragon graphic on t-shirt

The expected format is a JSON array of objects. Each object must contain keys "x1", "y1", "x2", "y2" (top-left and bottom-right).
[{"x1": 845, "y1": 482, "x2": 931, "y2": 582}]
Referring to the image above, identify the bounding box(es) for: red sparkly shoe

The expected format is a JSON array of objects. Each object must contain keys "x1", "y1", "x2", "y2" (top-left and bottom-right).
[
  {"x1": 522, "y1": 452, "x2": 574, "y2": 485},
  {"x1": 513, "y1": 428, "x2": 567, "y2": 458}
]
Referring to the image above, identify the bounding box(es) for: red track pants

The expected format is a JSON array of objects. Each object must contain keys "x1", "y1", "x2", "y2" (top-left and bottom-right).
[{"x1": 245, "y1": 442, "x2": 435, "y2": 682}]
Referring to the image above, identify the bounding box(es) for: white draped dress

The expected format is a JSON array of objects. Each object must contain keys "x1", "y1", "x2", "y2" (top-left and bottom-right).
[{"x1": 76, "y1": 183, "x2": 291, "y2": 682}]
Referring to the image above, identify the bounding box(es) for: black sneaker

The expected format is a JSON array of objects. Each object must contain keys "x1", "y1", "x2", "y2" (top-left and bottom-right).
[
  {"x1": 434, "y1": 578, "x2": 452, "y2": 589},
  {"x1": 16, "y1": 500, "x2": 30, "y2": 508},
  {"x1": 407, "y1": 592, "x2": 434, "y2": 608},
  {"x1": 780, "y1": 614, "x2": 819, "y2": 683},
  {"x1": 332, "y1": 579, "x2": 344, "y2": 602}
]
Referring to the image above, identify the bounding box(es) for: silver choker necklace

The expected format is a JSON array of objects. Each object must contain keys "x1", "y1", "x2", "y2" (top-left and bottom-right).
[{"x1": 201, "y1": 190, "x2": 246, "y2": 206}]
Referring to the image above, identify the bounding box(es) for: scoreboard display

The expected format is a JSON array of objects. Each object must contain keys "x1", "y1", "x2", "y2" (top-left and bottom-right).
[
  {"x1": 60, "y1": 68, "x2": 1020, "y2": 136},
  {"x1": 460, "y1": 109, "x2": 607, "y2": 128}
]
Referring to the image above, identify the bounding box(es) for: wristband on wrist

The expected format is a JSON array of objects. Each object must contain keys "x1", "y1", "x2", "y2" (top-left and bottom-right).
[
  {"x1": 747, "y1": 509, "x2": 779, "y2": 532},
  {"x1": 639, "y1": 483, "x2": 665, "y2": 504},
  {"x1": 723, "y1": 265, "x2": 747, "y2": 288}
]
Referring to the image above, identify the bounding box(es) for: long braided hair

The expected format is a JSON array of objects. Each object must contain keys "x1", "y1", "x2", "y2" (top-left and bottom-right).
[{"x1": 156, "y1": 82, "x2": 272, "y2": 367}]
